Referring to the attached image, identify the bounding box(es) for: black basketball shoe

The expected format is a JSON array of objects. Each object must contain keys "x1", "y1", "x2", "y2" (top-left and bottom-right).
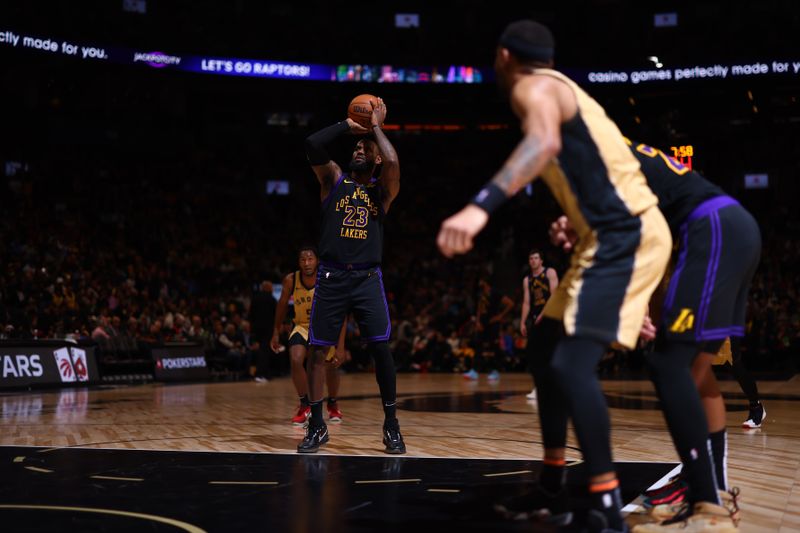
[
  {"x1": 383, "y1": 420, "x2": 406, "y2": 454},
  {"x1": 297, "y1": 423, "x2": 329, "y2": 453},
  {"x1": 494, "y1": 485, "x2": 572, "y2": 525}
]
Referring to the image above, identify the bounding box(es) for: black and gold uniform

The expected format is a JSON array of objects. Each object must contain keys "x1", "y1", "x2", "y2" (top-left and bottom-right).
[
  {"x1": 525, "y1": 268, "x2": 561, "y2": 383},
  {"x1": 287, "y1": 271, "x2": 314, "y2": 347},
  {"x1": 533, "y1": 69, "x2": 672, "y2": 350},
  {"x1": 309, "y1": 176, "x2": 390, "y2": 346},
  {"x1": 527, "y1": 269, "x2": 551, "y2": 324},
  {"x1": 626, "y1": 139, "x2": 761, "y2": 349}
]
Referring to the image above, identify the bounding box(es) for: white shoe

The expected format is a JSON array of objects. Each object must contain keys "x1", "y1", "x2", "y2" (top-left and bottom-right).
[
  {"x1": 742, "y1": 404, "x2": 765, "y2": 428},
  {"x1": 526, "y1": 388, "x2": 537, "y2": 400}
]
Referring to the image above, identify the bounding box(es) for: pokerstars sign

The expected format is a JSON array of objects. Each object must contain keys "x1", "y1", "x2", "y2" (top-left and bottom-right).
[
  {"x1": 0, "y1": 341, "x2": 99, "y2": 389},
  {"x1": 152, "y1": 343, "x2": 209, "y2": 382}
]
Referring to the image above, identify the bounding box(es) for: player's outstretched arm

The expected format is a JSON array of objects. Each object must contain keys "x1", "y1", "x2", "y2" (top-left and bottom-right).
[
  {"x1": 370, "y1": 98, "x2": 400, "y2": 213},
  {"x1": 305, "y1": 119, "x2": 367, "y2": 200},
  {"x1": 437, "y1": 77, "x2": 565, "y2": 258}
]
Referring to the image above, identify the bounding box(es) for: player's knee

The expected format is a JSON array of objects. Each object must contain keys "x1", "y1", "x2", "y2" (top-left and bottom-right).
[
  {"x1": 550, "y1": 337, "x2": 605, "y2": 391},
  {"x1": 306, "y1": 347, "x2": 326, "y2": 364},
  {"x1": 645, "y1": 343, "x2": 695, "y2": 382},
  {"x1": 368, "y1": 340, "x2": 390, "y2": 350},
  {"x1": 290, "y1": 351, "x2": 306, "y2": 366},
  {"x1": 549, "y1": 356, "x2": 575, "y2": 390},
  {"x1": 643, "y1": 349, "x2": 671, "y2": 381}
]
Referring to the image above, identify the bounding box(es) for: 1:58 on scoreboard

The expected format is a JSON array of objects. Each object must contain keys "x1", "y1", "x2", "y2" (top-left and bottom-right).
[
  {"x1": 670, "y1": 145, "x2": 694, "y2": 158},
  {"x1": 670, "y1": 145, "x2": 694, "y2": 170}
]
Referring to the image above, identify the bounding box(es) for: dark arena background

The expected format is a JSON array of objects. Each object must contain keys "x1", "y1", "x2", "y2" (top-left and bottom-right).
[{"x1": 1, "y1": 1, "x2": 799, "y2": 532}]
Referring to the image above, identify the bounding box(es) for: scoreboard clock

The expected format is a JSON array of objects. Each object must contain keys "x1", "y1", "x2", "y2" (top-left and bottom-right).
[{"x1": 669, "y1": 145, "x2": 694, "y2": 170}]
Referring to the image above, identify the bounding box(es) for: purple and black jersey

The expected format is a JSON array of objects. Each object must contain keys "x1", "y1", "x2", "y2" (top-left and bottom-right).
[
  {"x1": 626, "y1": 139, "x2": 724, "y2": 236},
  {"x1": 624, "y1": 140, "x2": 761, "y2": 346},
  {"x1": 319, "y1": 175, "x2": 384, "y2": 267}
]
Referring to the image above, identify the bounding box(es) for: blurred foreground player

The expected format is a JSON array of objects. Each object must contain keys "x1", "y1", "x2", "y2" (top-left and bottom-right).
[
  {"x1": 438, "y1": 19, "x2": 671, "y2": 532},
  {"x1": 550, "y1": 138, "x2": 755, "y2": 532},
  {"x1": 621, "y1": 139, "x2": 757, "y2": 532},
  {"x1": 299, "y1": 98, "x2": 404, "y2": 454}
]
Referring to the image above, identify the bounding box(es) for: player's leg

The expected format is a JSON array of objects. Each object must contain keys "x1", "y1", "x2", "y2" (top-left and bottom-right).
[
  {"x1": 637, "y1": 200, "x2": 757, "y2": 530},
  {"x1": 719, "y1": 208, "x2": 763, "y2": 429},
  {"x1": 533, "y1": 318, "x2": 568, "y2": 485},
  {"x1": 298, "y1": 266, "x2": 349, "y2": 453},
  {"x1": 325, "y1": 358, "x2": 342, "y2": 423},
  {"x1": 731, "y1": 336, "x2": 765, "y2": 427},
  {"x1": 692, "y1": 351, "x2": 728, "y2": 491},
  {"x1": 550, "y1": 336, "x2": 627, "y2": 530},
  {"x1": 525, "y1": 321, "x2": 539, "y2": 399},
  {"x1": 288, "y1": 336, "x2": 311, "y2": 425},
  {"x1": 647, "y1": 342, "x2": 720, "y2": 503},
  {"x1": 645, "y1": 210, "x2": 726, "y2": 517},
  {"x1": 527, "y1": 318, "x2": 569, "y2": 494},
  {"x1": 297, "y1": 345, "x2": 331, "y2": 453},
  {"x1": 562, "y1": 208, "x2": 669, "y2": 532},
  {"x1": 351, "y1": 267, "x2": 405, "y2": 454},
  {"x1": 495, "y1": 318, "x2": 571, "y2": 523},
  {"x1": 693, "y1": 203, "x2": 762, "y2": 489},
  {"x1": 306, "y1": 346, "x2": 328, "y2": 422}
]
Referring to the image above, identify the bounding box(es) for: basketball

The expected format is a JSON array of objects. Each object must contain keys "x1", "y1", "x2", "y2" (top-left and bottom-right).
[{"x1": 347, "y1": 94, "x2": 384, "y2": 128}]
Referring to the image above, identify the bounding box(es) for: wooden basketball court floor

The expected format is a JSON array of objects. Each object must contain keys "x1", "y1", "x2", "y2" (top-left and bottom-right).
[{"x1": 1, "y1": 372, "x2": 798, "y2": 532}]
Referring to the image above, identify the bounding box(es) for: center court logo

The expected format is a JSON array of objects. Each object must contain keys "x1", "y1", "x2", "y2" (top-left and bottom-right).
[{"x1": 133, "y1": 51, "x2": 182, "y2": 68}]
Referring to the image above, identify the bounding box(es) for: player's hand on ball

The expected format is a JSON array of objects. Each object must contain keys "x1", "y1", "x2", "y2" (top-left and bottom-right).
[
  {"x1": 370, "y1": 97, "x2": 387, "y2": 128},
  {"x1": 345, "y1": 118, "x2": 369, "y2": 135},
  {"x1": 437, "y1": 205, "x2": 489, "y2": 258}
]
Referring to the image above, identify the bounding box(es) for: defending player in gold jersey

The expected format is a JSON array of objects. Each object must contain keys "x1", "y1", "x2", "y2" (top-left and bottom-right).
[{"x1": 271, "y1": 247, "x2": 346, "y2": 425}]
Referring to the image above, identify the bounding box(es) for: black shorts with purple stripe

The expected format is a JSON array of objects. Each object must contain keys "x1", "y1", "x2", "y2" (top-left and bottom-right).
[
  {"x1": 662, "y1": 196, "x2": 760, "y2": 349},
  {"x1": 308, "y1": 263, "x2": 391, "y2": 346}
]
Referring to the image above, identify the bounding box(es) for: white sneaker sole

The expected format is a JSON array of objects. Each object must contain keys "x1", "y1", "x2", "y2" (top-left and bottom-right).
[{"x1": 742, "y1": 407, "x2": 765, "y2": 428}]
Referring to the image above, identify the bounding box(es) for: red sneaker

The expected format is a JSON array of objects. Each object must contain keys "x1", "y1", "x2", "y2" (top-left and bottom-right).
[
  {"x1": 642, "y1": 475, "x2": 688, "y2": 509},
  {"x1": 292, "y1": 405, "x2": 311, "y2": 425},
  {"x1": 327, "y1": 403, "x2": 343, "y2": 423}
]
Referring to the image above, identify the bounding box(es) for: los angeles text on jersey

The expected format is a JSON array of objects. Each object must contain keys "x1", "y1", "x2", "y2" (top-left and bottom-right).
[{"x1": 335, "y1": 184, "x2": 379, "y2": 240}]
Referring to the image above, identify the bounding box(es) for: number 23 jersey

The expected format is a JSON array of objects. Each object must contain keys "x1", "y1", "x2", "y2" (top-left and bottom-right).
[{"x1": 319, "y1": 175, "x2": 384, "y2": 265}]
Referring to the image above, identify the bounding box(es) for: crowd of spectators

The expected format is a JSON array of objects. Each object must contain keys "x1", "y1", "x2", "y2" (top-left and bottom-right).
[
  {"x1": 2, "y1": 0, "x2": 798, "y2": 381},
  {"x1": 2, "y1": 144, "x2": 797, "y2": 378}
]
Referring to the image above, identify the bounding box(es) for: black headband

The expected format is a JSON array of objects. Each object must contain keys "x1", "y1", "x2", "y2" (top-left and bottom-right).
[{"x1": 499, "y1": 35, "x2": 554, "y2": 62}]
